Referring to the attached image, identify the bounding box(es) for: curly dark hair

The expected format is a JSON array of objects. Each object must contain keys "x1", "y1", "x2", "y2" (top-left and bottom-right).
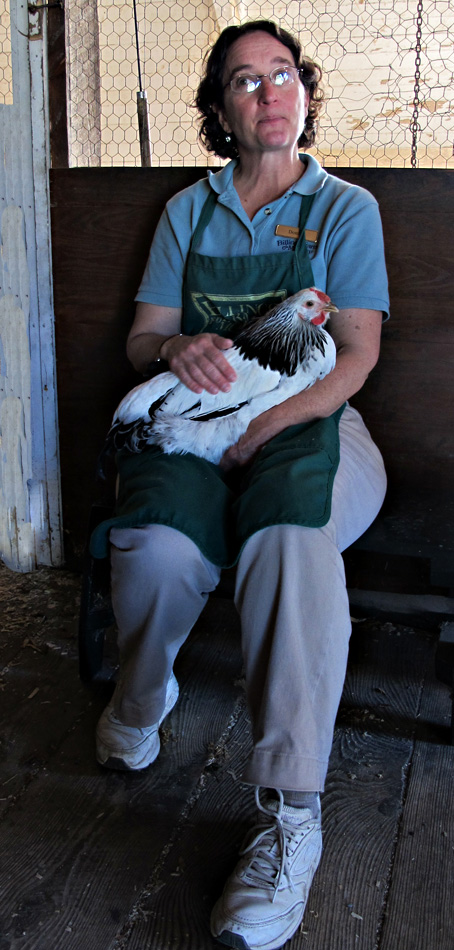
[{"x1": 195, "y1": 20, "x2": 324, "y2": 161}]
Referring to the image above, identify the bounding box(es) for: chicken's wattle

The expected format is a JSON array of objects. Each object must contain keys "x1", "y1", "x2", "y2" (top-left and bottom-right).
[{"x1": 311, "y1": 315, "x2": 326, "y2": 326}]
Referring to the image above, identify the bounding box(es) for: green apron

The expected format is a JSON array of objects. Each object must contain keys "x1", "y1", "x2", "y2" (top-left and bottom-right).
[{"x1": 90, "y1": 190, "x2": 345, "y2": 565}]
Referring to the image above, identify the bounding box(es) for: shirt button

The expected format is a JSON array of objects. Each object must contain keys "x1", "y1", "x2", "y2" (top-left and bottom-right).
[{"x1": 264, "y1": 208, "x2": 272, "y2": 215}]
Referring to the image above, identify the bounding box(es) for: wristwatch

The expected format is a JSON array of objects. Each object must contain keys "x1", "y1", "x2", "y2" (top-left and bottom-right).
[
  {"x1": 144, "y1": 358, "x2": 169, "y2": 378},
  {"x1": 143, "y1": 333, "x2": 183, "y2": 379},
  {"x1": 144, "y1": 333, "x2": 182, "y2": 377}
]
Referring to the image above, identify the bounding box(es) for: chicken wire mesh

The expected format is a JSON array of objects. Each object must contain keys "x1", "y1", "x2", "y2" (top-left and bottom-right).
[
  {"x1": 64, "y1": 0, "x2": 453, "y2": 168},
  {"x1": 0, "y1": 0, "x2": 13, "y2": 105}
]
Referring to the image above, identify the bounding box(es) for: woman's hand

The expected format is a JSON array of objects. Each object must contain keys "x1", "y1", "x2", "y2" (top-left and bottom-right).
[
  {"x1": 220, "y1": 408, "x2": 286, "y2": 471},
  {"x1": 161, "y1": 332, "x2": 237, "y2": 395},
  {"x1": 127, "y1": 303, "x2": 236, "y2": 394},
  {"x1": 219, "y1": 306, "x2": 384, "y2": 470}
]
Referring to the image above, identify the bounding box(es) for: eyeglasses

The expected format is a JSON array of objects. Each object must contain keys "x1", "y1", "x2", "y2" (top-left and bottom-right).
[{"x1": 224, "y1": 65, "x2": 304, "y2": 96}]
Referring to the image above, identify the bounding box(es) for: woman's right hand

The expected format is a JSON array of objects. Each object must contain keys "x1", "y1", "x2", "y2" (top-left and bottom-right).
[{"x1": 161, "y1": 332, "x2": 236, "y2": 395}]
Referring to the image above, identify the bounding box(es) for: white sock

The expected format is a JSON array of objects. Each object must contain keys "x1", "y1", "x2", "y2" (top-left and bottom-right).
[{"x1": 282, "y1": 789, "x2": 321, "y2": 818}]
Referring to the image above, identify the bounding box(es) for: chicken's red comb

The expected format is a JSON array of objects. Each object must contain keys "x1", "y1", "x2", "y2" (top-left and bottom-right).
[{"x1": 309, "y1": 287, "x2": 332, "y2": 305}]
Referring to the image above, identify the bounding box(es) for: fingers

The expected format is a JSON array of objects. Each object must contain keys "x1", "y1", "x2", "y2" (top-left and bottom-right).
[
  {"x1": 219, "y1": 410, "x2": 286, "y2": 470},
  {"x1": 167, "y1": 333, "x2": 236, "y2": 395},
  {"x1": 219, "y1": 444, "x2": 244, "y2": 471},
  {"x1": 219, "y1": 433, "x2": 260, "y2": 471}
]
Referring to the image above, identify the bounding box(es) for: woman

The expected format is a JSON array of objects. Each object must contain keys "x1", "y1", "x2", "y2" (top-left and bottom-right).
[{"x1": 94, "y1": 20, "x2": 389, "y2": 950}]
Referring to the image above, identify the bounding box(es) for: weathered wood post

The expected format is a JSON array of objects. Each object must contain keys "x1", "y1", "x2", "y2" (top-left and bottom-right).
[{"x1": 0, "y1": 1, "x2": 63, "y2": 571}]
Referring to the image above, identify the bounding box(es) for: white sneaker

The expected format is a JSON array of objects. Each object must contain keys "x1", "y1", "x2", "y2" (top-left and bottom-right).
[
  {"x1": 210, "y1": 788, "x2": 322, "y2": 950},
  {"x1": 96, "y1": 672, "x2": 179, "y2": 770}
]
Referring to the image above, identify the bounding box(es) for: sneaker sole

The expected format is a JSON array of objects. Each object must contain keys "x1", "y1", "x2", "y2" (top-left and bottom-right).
[
  {"x1": 215, "y1": 930, "x2": 251, "y2": 950},
  {"x1": 215, "y1": 932, "x2": 252, "y2": 950},
  {"x1": 211, "y1": 907, "x2": 305, "y2": 950},
  {"x1": 211, "y1": 910, "x2": 304, "y2": 950},
  {"x1": 98, "y1": 674, "x2": 179, "y2": 771}
]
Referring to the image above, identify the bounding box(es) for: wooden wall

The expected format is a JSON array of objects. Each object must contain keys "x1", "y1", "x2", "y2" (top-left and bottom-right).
[{"x1": 50, "y1": 168, "x2": 454, "y2": 566}]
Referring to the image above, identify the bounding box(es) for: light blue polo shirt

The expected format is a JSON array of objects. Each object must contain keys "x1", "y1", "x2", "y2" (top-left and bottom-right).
[{"x1": 136, "y1": 154, "x2": 389, "y2": 318}]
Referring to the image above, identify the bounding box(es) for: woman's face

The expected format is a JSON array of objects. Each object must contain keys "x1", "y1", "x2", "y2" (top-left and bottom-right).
[{"x1": 217, "y1": 31, "x2": 309, "y2": 158}]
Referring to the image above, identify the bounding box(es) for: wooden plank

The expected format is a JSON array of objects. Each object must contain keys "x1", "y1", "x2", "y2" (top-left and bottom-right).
[
  {"x1": 0, "y1": 564, "x2": 81, "y2": 666},
  {"x1": 65, "y1": 0, "x2": 101, "y2": 166},
  {"x1": 349, "y1": 490, "x2": 454, "y2": 563},
  {"x1": 117, "y1": 622, "x2": 436, "y2": 950},
  {"x1": 1, "y1": 560, "x2": 452, "y2": 949},
  {"x1": 50, "y1": 168, "x2": 209, "y2": 562},
  {"x1": 0, "y1": 1, "x2": 63, "y2": 571},
  {"x1": 0, "y1": 563, "x2": 90, "y2": 813},
  {"x1": 47, "y1": 3, "x2": 69, "y2": 168},
  {"x1": 289, "y1": 621, "x2": 438, "y2": 950},
  {"x1": 0, "y1": 598, "x2": 245, "y2": 949},
  {"x1": 333, "y1": 171, "x2": 454, "y2": 490},
  {"x1": 50, "y1": 168, "x2": 454, "y2": 565},
  {"x1": 126, "y1": 706, "x2": 254, "y2": 950},
  {"x1": 347, "y1": 589, "x2": 454, "y2": 625},
  {"x1": 126, "y1": 725, "x2": 414, "y2": 950},
  {"x1": 379, "y1": 649, "x2": 454, "y2": 949}
]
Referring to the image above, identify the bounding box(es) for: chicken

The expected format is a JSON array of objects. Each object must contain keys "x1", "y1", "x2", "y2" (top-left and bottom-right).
[{"x1": 103, "y1": 287, "x2": 338, "y2": 466}]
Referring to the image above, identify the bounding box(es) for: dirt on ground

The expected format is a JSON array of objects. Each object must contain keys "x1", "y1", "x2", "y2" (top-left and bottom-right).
[{"x1": 0, "y1": 561, "x2": 82, "y2": 670}]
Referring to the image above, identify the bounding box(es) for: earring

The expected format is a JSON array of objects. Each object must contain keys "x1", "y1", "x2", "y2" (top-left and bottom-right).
[{"x1": 225, "y1": 134, "x2": 231, "y2": 143}]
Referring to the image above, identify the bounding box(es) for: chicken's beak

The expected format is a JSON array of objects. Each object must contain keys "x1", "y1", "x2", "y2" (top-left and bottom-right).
[{"x1": 310, "y1": 301, "x2": 340, "y2": 325}]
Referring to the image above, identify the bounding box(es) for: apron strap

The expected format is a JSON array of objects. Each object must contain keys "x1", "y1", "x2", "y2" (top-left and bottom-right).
[
  {"x1": 295, "y1": 193, "x2": 316, "y2": 286},
  {"x1": 296, "y1": 193, "x2": 316, "y2": 238},
  {"x1": 189, "y1": 191, "x2": 218, "y2": 253}
]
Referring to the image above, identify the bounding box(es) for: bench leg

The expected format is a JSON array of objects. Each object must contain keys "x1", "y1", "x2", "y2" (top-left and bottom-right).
[
  {"x1": 435, "y1": 622, "x2": 454, "y2": 744},
  {"x1": 78, "y1": 504, "x2": 115, "y2": 682}
]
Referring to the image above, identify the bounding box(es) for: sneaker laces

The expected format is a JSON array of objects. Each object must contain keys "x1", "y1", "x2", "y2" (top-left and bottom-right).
[{"x1": 239, "y1": 788, "x2": 311, "y2": 903}]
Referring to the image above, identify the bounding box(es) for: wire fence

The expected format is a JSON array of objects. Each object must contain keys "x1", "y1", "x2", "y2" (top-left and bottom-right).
[
  {"x1": 0, "y1": 0, "x2": 13, "y2": 105},
  {"x1": 4, "y1": 0, "x2": 452, "y2": 168}
]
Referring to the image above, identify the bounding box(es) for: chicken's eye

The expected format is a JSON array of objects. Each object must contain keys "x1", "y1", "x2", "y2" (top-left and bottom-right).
[{"x1": 306, "y1": 300, "x2": 315, "y2": 307}]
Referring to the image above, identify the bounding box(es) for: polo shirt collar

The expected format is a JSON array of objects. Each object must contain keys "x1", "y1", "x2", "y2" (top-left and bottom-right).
[{"x1": 207, "y1": 153, "x2": 328, "y2": 200}]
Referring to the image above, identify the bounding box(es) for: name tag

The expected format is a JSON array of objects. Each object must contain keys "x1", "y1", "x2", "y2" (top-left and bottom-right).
[{"x1": 275, "y1": 225, "x2": 318, "y2": 244}]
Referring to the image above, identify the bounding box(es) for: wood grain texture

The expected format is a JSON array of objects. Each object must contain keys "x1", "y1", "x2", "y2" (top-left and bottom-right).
[
  {"x1": 47, "y1": 5, "x2": 68, "y2": 169},
  {"x1": 1, "y1": 562, "x2": 453, "y2": 950},
  {"x1": 106, "y1": 621, "x2": 450, "y2": 950},
  {"x1": 0, "y1": 597, "x2": 244, "y2": 949},
  {"x1": 378, "y1": 665, "x2": 454, "y2": 950},
  {"x1": 0, "y1": 4, "x2": 63, "y2": 571},
  {"x1": 50, "y1": 168, "x2": 209, "y2": 560},
  {"x1": 50, "y1": 168, "x2": 454, "y2": 562}
]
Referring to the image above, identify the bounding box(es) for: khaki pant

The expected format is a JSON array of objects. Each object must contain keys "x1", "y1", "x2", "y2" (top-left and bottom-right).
[{"x1": 109, "y1": 405, "x2": 386, "y2": 791}]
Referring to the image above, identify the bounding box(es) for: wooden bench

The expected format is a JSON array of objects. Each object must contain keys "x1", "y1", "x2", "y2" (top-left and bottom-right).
[{"x1": 50, "y1": 167, "x2": 454, "y2": 705}]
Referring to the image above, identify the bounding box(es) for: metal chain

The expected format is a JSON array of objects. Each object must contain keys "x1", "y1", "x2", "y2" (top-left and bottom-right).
[{"x1": 410, "y1": 0, "x2": 423, "y2": 168}]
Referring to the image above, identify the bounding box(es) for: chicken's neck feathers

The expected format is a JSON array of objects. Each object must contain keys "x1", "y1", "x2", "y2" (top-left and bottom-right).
[{"x1": 234, "y1": 313, "x2": 329, "y2": 376}]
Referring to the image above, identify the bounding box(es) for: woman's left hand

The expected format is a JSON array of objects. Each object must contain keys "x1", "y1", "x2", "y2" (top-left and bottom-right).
[
  {"x1": 220, "y1": 306, "x2": 384, "y2": 471},
  {"x1": 219, "y1": 410, "x2": 284, "y2": 471}
]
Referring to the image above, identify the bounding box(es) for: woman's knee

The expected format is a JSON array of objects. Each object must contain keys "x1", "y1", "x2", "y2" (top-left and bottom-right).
[
  {"x1": 110, "y1": 524, "x2": 220, "y2": 589},
  {"x1": 235, "y1": 524, "x2": 340, "y2": 609}
]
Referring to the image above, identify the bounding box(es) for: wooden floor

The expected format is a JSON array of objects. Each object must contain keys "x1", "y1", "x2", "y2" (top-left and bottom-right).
[{"x1": 0, "y1": 562, "x2": 453, "y2": 950}]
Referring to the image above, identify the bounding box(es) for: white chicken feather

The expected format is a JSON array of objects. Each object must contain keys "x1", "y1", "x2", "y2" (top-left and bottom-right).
[{"x1": 103, "y1": 287, "x2": 338, "y2": 466}]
